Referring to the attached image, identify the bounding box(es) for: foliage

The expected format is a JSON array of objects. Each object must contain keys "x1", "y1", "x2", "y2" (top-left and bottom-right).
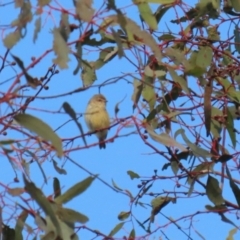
[{"x1": 1, "y1": 0, "x2": 240, "y2": 239}]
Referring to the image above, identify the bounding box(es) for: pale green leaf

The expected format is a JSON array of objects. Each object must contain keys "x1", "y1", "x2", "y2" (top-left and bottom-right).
[
  {"x1": 14, "y1": 113, "x2": 63, "y2": 157},
  {"x1": 3, "y1": 31, "x2": 21, "y2": 49},
  {"x1": 206, "y1": 175, "x2": 225, "y2": 206},
  {"x1": 133, "y1": 0, "x2": 158, "y2": 30},
  {"x1": 109, "y1": 222, "x2": 124, "y2": 237},
  {"x1": 52, "y1": 28, "x2": 70, "y2": 69},
  {"x1": 55, "y1": 176, "x2": 96, "y2": 204}
]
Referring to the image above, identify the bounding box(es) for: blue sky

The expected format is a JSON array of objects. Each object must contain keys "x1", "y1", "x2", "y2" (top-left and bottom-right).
[{"x1": 0, "y1": 0, "x2": 240, "y2": 239}]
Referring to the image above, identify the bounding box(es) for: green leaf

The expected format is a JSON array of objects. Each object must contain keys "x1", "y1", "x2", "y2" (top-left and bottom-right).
[
  {"x1": 75, "y1": 0, "x2": 95, "y2": 22},
  {"x1": 165, "y1": 48, "x2": 191, "y2": 70},
  {"x1": 14, "y1": 113, "x2": 63, "y2": 157},
  {"x1": 188, "y1": 162, "x2": 214, "y2": 185},
  {"x1": 63, "y1": 102, "x2": 87, "y2": 146},
  {"x1": 33, "y1": 17, "x2": 41, "y2": 43},
  {"x1": 118, "y1": 211, "x2": 130, "y2": 221},
  {"x1": 132, "y1": 78, "x2": 143, "y2": 111},
  {"x1": 59, "y1": 13, "x2": 70, "y2": 42},
  {"x1": 127, "y1": 170, "x2": 140, "y2": 180},
  {"x1": 133, "y1": 0, "x2": 157, "y2": 30},
  {"x1": 53, "y1": 177, "x2": 61, "y2": 199},
  {"x1": 179, "y1": 129, "x2": 211, "y2": 158},
  {"x1": 146, "y1": 125, "x2": 187, "y2": 151},
  {"x1": 52, "y1": 28, "x2": 70, "y2": 69},
  {"x1": 23, "y1": 176, "x2": 62, "y2": 238},
  {"x1": 204, "y1": 82, "x2": 212, "y2": 137},
  {"x1": 142, "y1": 81, "x2": 156, "y2": 110},
  {"x1": 150, "y1": 197, "x2": 176, "y2": 222},
  {"x1": 52, "y1": 160, "x2": 67, "y2": 175},
  {"x1": 226, "y1": 108, "x2": 236, "y2": 148},
  {"x1": 38, "y1": 0, "x2": 51, "y2": 6},
  {"x1": 129, "y1": 228, "x2": 136, "y2": 239},
  {"x1": 55, "y1": 176, "x2": 96, "y2": 204},
  {"x1": 220, "y1": 213, "x2": 238, "y2": 228},
  {"x1": 206, "y1": 175, "x2": 225, "y2": 206},
  {"x1": 81, "y1": 60, "x2": 97, "y2": 87},
  {"x1": 226, "y1": 166, "x2": 240, "y2": 207},
  {"x1": 171, "y1": 161, "x2": 179, "y2": 175},
  {"x1": 95, "y1": 47, "x2": 118, "y2": 69},
  {"x1": 196, "y1": 46, "x2": 213, "y2": 69},
  {"x1": 56, "y1": 207, "x2": 89, "y2": 224},
  {"x1": 154, "y1": 5, "x2": 171, "y2": 24},
  {"x1": 14, "y1": 210, "x2": 28, "y2": 240},
  {"x1": 231, "y1": 0, "x2": 240, "y2": 12},
  {"x1": 147, "y1": 0, "x2": 175, "y2": 3},
  {"x1": 112, "y1": 179, "x2": 123, "y2": 191},
  {"x1": 0, "y1": 140, "x2": 15, "y2": 145},
  {"x1": 3, "y1": 30, "x2": 21, "y2": 49},
  {"x1": 226, "y1": 228, "x2": 237, "y2": 240},
  {"x1": 168, "y1": 68, "x2": 189, "y2": 94},
  {"x1": 108, "y1": 222, "x2": 124, "y2": 237}
]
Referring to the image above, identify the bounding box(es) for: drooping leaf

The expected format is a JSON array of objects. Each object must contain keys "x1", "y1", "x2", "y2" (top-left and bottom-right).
[
  {"x1": 14, "y1": 113, "x2": 63, "y2": 157},
  {"x1": 52, "y1": 28, "x2": 70, "y2": 69},
  {"x1": 111, "y1": 28, "x2": 124, "y2": 58},
  {"x1": 33, "y1": 17, "x2": 41, "y2": 43},
  {"x1": 101, "y1": 15, "x2": 162, "y2": 60},
  {"x1": 133, "y1": 0, "x2": 157, "y2": 30},
  {"x1": 114, "y1": 95, "x2": 126, "y2": 116},
  {"x1": 204, "y1": 81, "x2": 212, "y2": 137},
  {"x1": 55, "y1": 176, "x2": 96, "y2": 204},
  {"x1": 154, "y1": 5, "x2": 171, "y2": 24},
  {"x1": 23, "y1": 176, "x2": 62, "y2": 238},
  {"x1": 206, "y1": 175, "x2": 225, "y2": 206},
  {"x1": 150, "y1": 196, "x2": 176, "y2": 223},
  {"x1": 165, "y1": 48, "x2": 191, "y2": 70},
  {"x1": 146, "y1": 125, "x2": 187, "y2": 151},
  {"x1": 112, "y1": 179, "x2": 123, "y2": 191},
  {"x1": 53, "y1": 177, "x2": 61, "y2": 199},
  {"x1": 94, "y1": 47, "x2": 118, "y2": 69},
  {"x1": 226, "y1": 166, "x2": 240, "y2": 207},
  {"x1": 168, "y1": 68, "x2": 189, "y2": 94},
  {"x1": 14, "y1": 210, "x2": 28, "y2": 240},
  {"x1": 75, "y1": 0, "x2": 95, "y2": 22},
  {"x1": 142, "y1": 82, "x2": 156, "y2": 110},
  {"x1": 62, "y1": 102, "x2": 87, "y2": 146},
  {"x1": 52, "y1": 160, "x2": 67, "y2": 175},
  {"x1": 59, "y1": 13, "x2": 70, "y2": 42},
  {"x1": 108, "y1": 222, "x2": 125, "y2": 237},
  {"x1": 226, "y1": 107, "x2": 236, "y2": 148},
  {"x1": 132, "y1": 78, "x2": 143, "y2": 111},
  {"x1": 171, "y1": 161, "x2": 179, "y2": 175},
  {"x1": 81, "y1": 60, "x2": 97, "y2": 86},
  {"x1": 179, "y1": 129, "x2": 211, "y2": 158},
  {"x1": 226, "y1": 228, "x2": 238, "y2": 240},
  {"x1": 220, "y1": 213, "x2": 238, "y2": 228}
]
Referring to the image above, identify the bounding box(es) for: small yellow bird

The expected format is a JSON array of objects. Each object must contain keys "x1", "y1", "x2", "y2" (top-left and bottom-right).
[{"x1": 85, "y1": 94, "x2": 110, "y2": 149}]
